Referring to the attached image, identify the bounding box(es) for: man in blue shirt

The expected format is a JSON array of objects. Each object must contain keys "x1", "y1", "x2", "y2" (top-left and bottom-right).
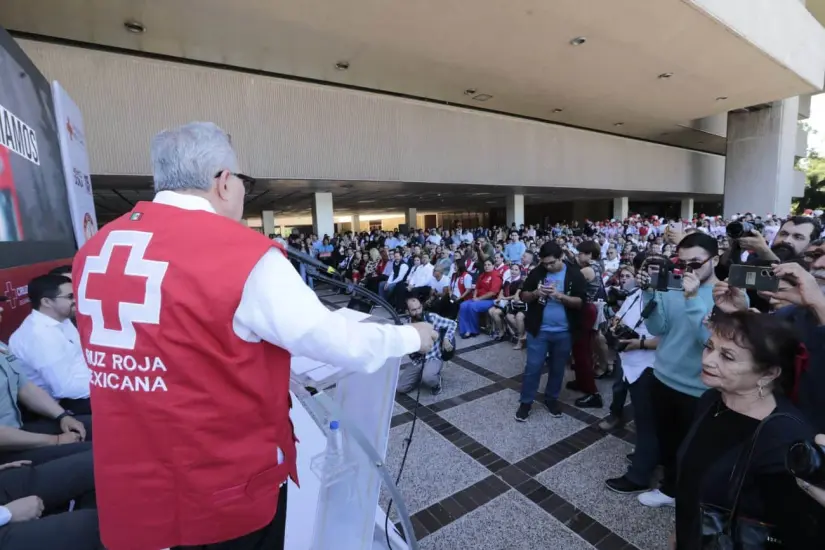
[
  {"x1": 637, "y1": 232, "x2": 720, "y2": 508},
  {"x1": 516, "y1": 242, "x2": 587, "y2": 421},
  {"x1": 504, "y1": 232, "x2": 526, "y2": 263}
]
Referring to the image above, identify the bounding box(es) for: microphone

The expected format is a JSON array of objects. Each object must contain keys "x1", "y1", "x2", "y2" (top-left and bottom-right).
[{"x1": 285, "y1": 246, "x2": 340, "y2": 277}]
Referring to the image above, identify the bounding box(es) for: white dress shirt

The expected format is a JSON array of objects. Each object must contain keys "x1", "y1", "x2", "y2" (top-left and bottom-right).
[
  {"x1": 429, "y1": 276, "x2": 450, "y2": 294},
  {"x1": 386, "y1": 262, "x2": 410, "y2": 286},
  {"x1": 9, "y1": 310, "x2": 91, "y2": 399},
  {"x1": 153, "y1": 192, "x2": 419, "y2": 374},
  {"x1": 614, "y1": 290, "x2": 654, "y2": 384},
  {"x1": 407, "y1": 263, "x2": 434, "y2": 288}
]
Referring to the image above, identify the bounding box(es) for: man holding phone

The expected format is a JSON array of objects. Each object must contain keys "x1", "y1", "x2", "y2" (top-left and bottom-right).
[
  {"x1": 635, "y1": 232, "x2": 722, "y2": 508},
  {"x1": 515, "y1": 242, "x2": 587, "y2": 422}
]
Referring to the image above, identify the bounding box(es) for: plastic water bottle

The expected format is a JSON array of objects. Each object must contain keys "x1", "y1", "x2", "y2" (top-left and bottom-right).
[{"x1": 326, "y1": 420, "x2": 344, "y2": 462}]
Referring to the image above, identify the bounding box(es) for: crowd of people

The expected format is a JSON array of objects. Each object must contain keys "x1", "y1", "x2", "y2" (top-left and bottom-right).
[
  {"x1": 5, "y1": 191, "x2": 825, "y2": 548},
  {"x1": 281, "y1": 210, "x2": 825, "y2": 548}
]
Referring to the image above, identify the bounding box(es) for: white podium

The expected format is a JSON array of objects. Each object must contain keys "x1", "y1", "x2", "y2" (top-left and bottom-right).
[{"x1": 286, "y1": 307, "x2": 417, "y2": 550}]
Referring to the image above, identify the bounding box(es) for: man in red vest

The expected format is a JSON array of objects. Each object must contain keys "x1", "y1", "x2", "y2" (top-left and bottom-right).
[{"x1": 72, "y1": 122, "x2": 437, "y2": 550}]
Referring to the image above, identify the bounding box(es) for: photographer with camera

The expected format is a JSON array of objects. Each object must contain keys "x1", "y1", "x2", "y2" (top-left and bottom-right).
[
  {"x1": 723, "y1": 216, "x2": 820, "y2": 312},
  {"x1": 599, "y1": 260, "x2": 661, "y2": 495},
  {"x1": 636, "y1": 232, "x2": 723, "y2": 508}
]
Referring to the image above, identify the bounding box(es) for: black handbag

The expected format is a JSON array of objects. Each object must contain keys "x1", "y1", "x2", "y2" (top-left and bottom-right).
[{"x1": 699, "y1": 412, "x2": 802, "y2": 550}]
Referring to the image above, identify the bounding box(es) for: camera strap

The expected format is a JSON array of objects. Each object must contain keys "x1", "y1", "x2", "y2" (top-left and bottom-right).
[{"x1": 616, "y1": 293, "x2": 641, "y2": 326}]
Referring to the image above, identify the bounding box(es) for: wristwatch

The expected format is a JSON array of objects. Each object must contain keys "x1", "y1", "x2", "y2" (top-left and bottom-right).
[
  {"x1": 54, "y1": 410, "x2": 75, "y2": 422},
  {"x1": 640, "y1": 336, "x2": 647, "y2": 350}
]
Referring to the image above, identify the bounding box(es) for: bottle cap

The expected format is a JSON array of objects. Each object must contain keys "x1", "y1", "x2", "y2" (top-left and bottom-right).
[{"x1": 330, "y1": 420, "x2": 339, "y2": 430}]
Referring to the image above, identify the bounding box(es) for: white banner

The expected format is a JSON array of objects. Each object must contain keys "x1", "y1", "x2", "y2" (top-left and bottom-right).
[{"x1": 52, "y1": 81, "x2": 97, "y2": 247}]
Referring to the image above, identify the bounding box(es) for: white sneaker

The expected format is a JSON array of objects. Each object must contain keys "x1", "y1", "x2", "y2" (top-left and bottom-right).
[{"x1": 637, "y1": 489, "x2": 675, "y2": 508}]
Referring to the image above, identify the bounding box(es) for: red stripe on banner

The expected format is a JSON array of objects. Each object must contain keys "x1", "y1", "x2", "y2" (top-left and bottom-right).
[{"x1": 0, "y1": 258, "x2": 73, "y2": 341}]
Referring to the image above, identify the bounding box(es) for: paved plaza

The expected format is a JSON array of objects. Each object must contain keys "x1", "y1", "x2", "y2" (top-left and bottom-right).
[{"x1": 316, "y1": 288, "x2": 674, "y2": 550}]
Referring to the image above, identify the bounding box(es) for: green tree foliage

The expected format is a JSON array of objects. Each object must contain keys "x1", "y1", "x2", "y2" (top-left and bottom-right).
[{"x1": 796, "y1": 151, "x2": 825, "y2": 214}]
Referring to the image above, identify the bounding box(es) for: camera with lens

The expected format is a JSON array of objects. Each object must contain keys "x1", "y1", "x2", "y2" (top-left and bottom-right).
[
  {"x1": 606, "y1": 286, "x2": 632, "y2": 307},
  {"x1": 727, "y1": 220, "x2": 765, "y2": 240},
  {"x1": 606, "y1": 323, "x2": 641, "y2": 352},
  {"x1": 786, "y1": 440, "x2": 825, "y2": 488}
]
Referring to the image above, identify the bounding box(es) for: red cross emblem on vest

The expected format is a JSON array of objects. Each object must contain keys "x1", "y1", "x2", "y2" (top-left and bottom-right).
[{"x1": 77, "y1": 230, "x2": 169, "y2": 350}]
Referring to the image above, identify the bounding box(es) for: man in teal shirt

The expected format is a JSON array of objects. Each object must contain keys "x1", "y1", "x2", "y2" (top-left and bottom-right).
[{"x1": 637, "y1": 233, "x2": 725, "y2": 509}]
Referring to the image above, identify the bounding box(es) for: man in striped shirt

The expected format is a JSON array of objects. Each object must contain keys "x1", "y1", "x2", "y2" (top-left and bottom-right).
[{"x1": 397, "y1": 297, "x2": 457, "y2": 396}]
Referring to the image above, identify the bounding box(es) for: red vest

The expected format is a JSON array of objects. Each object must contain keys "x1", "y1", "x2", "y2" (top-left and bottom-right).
[
  {"x1": 72, "y1": 201, "x2": 298, "y2": 550},
  {"x1": 451, "y1": 272, "x2": 468, "y2": 297}
]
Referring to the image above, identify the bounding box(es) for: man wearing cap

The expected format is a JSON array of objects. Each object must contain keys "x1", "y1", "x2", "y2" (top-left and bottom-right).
[{"x1": 72, "y1": 122, "x2": 437, "y2": 550}]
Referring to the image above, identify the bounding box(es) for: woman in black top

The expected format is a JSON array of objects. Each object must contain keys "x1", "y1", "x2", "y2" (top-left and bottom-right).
[{"x1": 674, "y1": 311, "x2": 822, "y2": 549}]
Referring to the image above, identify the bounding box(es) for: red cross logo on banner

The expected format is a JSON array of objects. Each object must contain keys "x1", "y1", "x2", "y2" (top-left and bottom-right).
[
  {"x1": 3, "y1": 282, "x2": 17, "y2": 309},
  {"x1": 77, "y1": 230, "x2": 169, "y2": 350}
]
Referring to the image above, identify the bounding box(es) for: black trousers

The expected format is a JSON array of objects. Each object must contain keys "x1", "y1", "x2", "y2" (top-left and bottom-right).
[
  {"x1": 650, "y1": 375, "x2": 699, "y2": 497},
  {"x1": 0, "y1": 416, "x2": 93, "y2": 465},
  {"x1": 59, "y1": 397, "x2": 92, "y2": 416},
  {"x1": 0, "y1": 450, "x2": 101, "y2": 550},
  {"x1": 175, "y1": 484, "x2": 288, "y2": 550}
]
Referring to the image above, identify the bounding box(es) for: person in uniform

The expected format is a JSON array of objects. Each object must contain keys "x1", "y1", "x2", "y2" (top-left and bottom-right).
[{"x1": 71, "y1": 122, "x2": 437, "y2": 550}]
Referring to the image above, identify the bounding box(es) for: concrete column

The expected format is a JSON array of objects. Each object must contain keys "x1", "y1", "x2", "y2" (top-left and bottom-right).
[
  {"x1": 612, "y1": 197, "x2": 629, "y2": 221},
  {"x1": 351, "y1": 214, "x2": 360, "y2": 233},
  {"x1": 404, "y1": 208, "x2": 417, "y2": 230},
  {"x1": 680, "y1": 198, "x2": 695, "y2": 221},
  {"x1": 723, "y1": 97, "x2": 800, "y2": 218},
  {"x1": 262, "y1": 210, "x2": 276, "y2": 236},
  {"x1": 506, "y1": 194, "x2": 525, "y2": 227},
  {"x1": 311, "y1": 192, "x2": 334, "y2": 237}
]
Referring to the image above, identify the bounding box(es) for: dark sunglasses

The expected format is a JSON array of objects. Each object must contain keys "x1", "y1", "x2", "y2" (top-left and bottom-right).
[
  {"x1": 675, "y1": 256, "x2": 712, "y2": 272},
  {"x1": 214, "y1": 171, "x2": 256, "y2": 194}
]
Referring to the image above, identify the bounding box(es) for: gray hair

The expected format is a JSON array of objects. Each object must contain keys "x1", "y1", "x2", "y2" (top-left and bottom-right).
[{"x1": 151, "y1": 122, "x2": 239, "y2": 193}]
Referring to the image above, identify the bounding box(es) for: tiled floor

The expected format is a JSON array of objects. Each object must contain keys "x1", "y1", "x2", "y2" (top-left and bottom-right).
[{"x1": 316, "y1": 290, "x2": 673, "y2": 549}]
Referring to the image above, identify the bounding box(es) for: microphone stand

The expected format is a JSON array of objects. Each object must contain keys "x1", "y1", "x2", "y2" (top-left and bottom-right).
[
  {"x1": 308, "y1": 267, "x2": 404, "y2": 326},
  {"x1": 294, "y1": 259, "x2": 423, "y2": 550}
]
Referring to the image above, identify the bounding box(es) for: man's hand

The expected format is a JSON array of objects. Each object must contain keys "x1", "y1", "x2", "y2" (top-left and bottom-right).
[
  {"x1": 737, "y1": 231, "x2": 770, "y2": 254},
  {"x1": 619, "y1": 339, "x2": 640, "y2": 351},
  {"x1": 547, "y1": 287, "x2": 565, "y2": 301},
  {"x1": 636, "y1": 271, "x2": 652, "y2": 291},
  {"x1": 766, "y1": 263, "x2": 825, "y2": 312},
  {"x1": 796, "y1": 435, "x2": 825, "y2": 508},
  {"x1": 682, "y1": 272, "x2": 700, "y2": 298},
  {"x1": 0, "y1": 460, "x2": 31, "y2": 471},
  {"x1": 6, "y1": 496, "x2": 43, "y2": 522},
  {"x1": 411, "y1": 322, "x2": 438, "y2": 354},
  {"x1": 664, "y1": 226, "x2": 684, "y2": 246},
  {"x1": 60, "y1": 416, "x2": 86, "y2": 441},
  {"x1": 712, "y1": 281, "x2": 748, "y2": 313},
  {"x1": 441, "y1": 339, "x2": 454, "y2": 353},
  {"x1": 55, "y1": 432, "x2": 81, "y2": 445}
]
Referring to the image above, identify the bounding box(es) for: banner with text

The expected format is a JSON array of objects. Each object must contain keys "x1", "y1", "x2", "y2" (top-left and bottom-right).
[{"x1": 52, "y1": 80, "x2": 97, "y2": 247}]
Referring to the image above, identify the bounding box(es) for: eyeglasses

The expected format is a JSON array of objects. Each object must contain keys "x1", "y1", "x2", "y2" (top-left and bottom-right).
[
  {"x1": 674, "y1": 256, "x2": 712, "y2": 272},
  {"x1": 214, "y1": 171, "x2": 256, "y2": 194},
  {"x1": 53, "y1": 293, "x2": 75, "y2": 301}
]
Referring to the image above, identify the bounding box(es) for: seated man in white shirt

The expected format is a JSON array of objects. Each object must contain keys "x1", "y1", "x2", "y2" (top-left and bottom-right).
[
  {"x1": 424, "y1": 267, "x2": 450, "y2": 311},
  {"x1": 405, "y1": 254, "x2": 434, "y2": 302},
  {"x1": 9, "y1": 276, "x2": 91, "y2": 415}
]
